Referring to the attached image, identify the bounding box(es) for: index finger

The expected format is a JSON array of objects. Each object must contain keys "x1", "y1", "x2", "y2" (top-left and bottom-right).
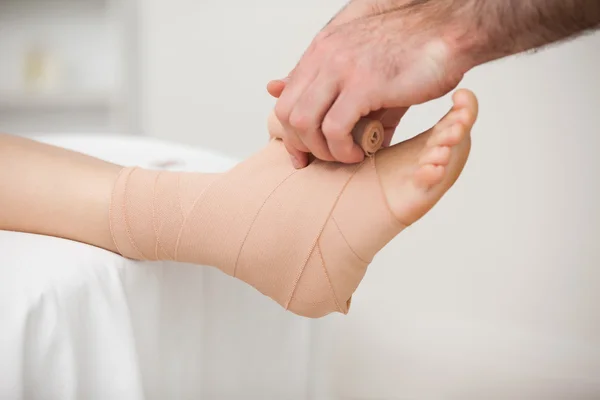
[{"x1": 321, "y1": 90, "x2": 367, "y2": 163}]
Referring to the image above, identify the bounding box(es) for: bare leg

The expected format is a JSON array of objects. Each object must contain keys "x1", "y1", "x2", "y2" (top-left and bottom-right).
[{"x1": 0, "y1": 134, "x2": 121, "y2": 252}]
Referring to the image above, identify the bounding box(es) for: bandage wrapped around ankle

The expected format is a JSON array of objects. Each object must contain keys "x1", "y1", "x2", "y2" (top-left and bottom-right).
[{"x1": 109, "y1": 139, "x2": 403, "y2": 318}]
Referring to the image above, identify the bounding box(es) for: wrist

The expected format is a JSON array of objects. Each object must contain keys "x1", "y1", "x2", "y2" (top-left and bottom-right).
[
  {"x1": 401, "y1": 0, "x2": 497, "y2": 73},
  {"x1": 444, "y1": 4, "x2": 512, "y2": 70},
  {"x1": 438, "y1": 0, "x2": 600, "y2": 70},
  {"x1": 443, "y1": 20, "x2": 490, "y2": 74},
  {"x1": 385, "y1": 1, "x2": 488, "y2": 74},
  {"x1": 330, "y1": 0, "x2": 388, "y2": 26}
]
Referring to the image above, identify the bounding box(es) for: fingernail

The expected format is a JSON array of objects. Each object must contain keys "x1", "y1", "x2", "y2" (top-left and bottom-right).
[{"x1": 290, "y1": 155, "x2": 302, "y2": 169}]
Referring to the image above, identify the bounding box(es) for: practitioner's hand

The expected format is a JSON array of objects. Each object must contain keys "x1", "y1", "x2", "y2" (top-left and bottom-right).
[
  {"x1": 268, "y1": 0, "x2": 474, "y2": 169},
  {"x1": 267, "y1": 79, "x2": 408, "y2": 149}
]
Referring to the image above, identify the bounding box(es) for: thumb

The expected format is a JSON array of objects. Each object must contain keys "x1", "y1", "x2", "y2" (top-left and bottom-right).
[{"x1": 266, "y1": 78, "x2": 288, "y2": 98}]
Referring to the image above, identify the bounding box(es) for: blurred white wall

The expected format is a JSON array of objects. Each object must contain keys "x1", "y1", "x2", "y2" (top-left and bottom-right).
[
  {"x1": 139, "y1": 1, "x2": 600, "y2": 398},
  {"x1": 138, "y1": 0, "x2": 343, "y2": 157},
  {"x1": 0, "y1": 0, "x2": 136, "y2": 134}
]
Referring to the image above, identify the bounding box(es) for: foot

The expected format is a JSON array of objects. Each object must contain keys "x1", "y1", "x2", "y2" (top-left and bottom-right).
[
  {"x1": 277, "y1": 89, "x2": 478, "y2": 317},
  {"x1": 110, "y1": 90, "x2": 479, "y2": 319},
  {"x1": 375, "y1": 89, "x2": 478, "y2": 227}
]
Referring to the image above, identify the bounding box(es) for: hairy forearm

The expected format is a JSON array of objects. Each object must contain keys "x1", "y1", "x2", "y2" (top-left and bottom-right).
[
  {"x1": 466, "y1": 0, "x2": 600, "y2": 63},
  {"x1": 385, "y1": 0, "x2": 600, "y2": 67},
  {"x1": 0, "y1": 134, "x2": 121, "y2": 252}
]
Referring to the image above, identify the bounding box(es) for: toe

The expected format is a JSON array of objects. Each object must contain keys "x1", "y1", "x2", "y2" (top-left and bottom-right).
[
  {"x1": 427, "y1": 89, "x2": 478, "y2": 148},
  {"x1": 414, "y1": 164, "x2": 445, "y2": 190},
  {"x1": 429, "y1": 122, "x2": 468, "y2": 147},
  {"x1": 430, "y1": 111, "x2": 462, "y2": 138},
  {"x1": 452, "y1": 89, "x2": 479, "y2": 125},
  {"x1": 419, "y1": 145, "x2": 451, "y2": 166}
]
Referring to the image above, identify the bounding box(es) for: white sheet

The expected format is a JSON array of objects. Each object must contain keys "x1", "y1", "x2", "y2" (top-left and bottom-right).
[{"x1": 0, "y1": 134, "x2": 318, "y2": 400}]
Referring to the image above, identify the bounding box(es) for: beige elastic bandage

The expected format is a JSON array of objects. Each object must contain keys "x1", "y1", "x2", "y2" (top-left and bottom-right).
[{"x1": 109, "y1": 119, "x2": 403, "y2": 318}]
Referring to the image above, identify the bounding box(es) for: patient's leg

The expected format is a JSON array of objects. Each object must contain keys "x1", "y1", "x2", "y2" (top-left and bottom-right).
[
  {"x1": 0, "y1": 89, "x2": 477, "y2": 318},
  {"x1": 0, "y1": 134, "x2": 121, "y2": 253},
  {"x1": 110, "y1": 89, "x2": 478, "y2": 317}
]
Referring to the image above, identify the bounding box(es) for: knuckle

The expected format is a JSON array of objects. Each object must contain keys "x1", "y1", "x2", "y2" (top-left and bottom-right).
[
  {"x1": 332, "y1": 52, "x2": 350, "y2": 69},
  {"x1": 322, "y1": 119, "x2": 347, "y2": 141},
  {"x1": 288, "y1": 111, "x2": 313, "y2": 132},
  {"x1": 305, "y1": 31, "x2": 330, "y2": 58}
]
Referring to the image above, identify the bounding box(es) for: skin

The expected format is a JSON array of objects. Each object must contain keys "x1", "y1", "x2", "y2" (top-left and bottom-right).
[
  {"x1": 270, "y1": 0, "x2": 600, "y2": 169},
  {"x1": 268, "y1": 89, "x2": 479, "y2": 226},
  {"x1": 0, "y1": 133, "x2": 120, "y2": 252},
  {"x1": 0, "y1": 90, "x2": 478, "y2": 257}
]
